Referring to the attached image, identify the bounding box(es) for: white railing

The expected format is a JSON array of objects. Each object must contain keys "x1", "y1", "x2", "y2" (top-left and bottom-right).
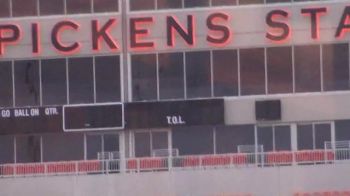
[{"x1": 1, "y1": 149, "x2": 350, "y2": 178}]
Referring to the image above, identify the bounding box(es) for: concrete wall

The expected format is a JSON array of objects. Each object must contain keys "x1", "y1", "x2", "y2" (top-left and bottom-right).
[
  {"x1": 225, "y1": 91, "x2": 350, "y2": 125},
  {"x1": 1, "y1": 164, "x2": 350, "y2": 196}
]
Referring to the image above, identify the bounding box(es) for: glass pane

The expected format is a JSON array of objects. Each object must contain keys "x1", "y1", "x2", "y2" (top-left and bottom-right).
[
  {"x1": 152, "y1": 131, "x2": 168, "y2": 150},
  {"x1": 95, "y1": 56, "x2": 121, "y2": 102},
  {"x1": 87, "y1": 135, "x2": 102, "y2": 160},
  {"x1": 39, "y1": 0, "x2": 64, "y2": 15},
  {"x1": 322, "y1": 43, "x2": 350, "y2": 91},
  {"x1": 172, "y1": 126, "x2": 213, "y2": 155},
  {"x1": 274, "y1": 125, "x2": 291, "y2": 151},
  {"x1": 213, "y1": 50, "x2": 238, "y2": 97},
  {"x1": 266, "y1": 0, "x2": 291, "y2": 3},
  {"x1": 0, "y1": 135, "x2": 14, "y2": 164},
  {"x1": 134, "y1": 132, "x2": 151, "y2": 157},
  {"x1": 14, "y1": 60, "x2": 40, "y2": 106},
  {"x1": 131, "y1": 54, "x2": 157, "y2": 101},
  {"x1": 184, "y1": 0, "x2": 209, "y2": 8},
  {"x1": 335, "y1": 120, "x2": 350, "y2": 141},
  {"x1": 294, "y1": 45, "x2": 321, "y2": 92},
  {"x1": 130, "y1": 0, "x2": 155, "y2": 11},
  {"x1": 68, "y1": 57, "x2": 94, "y2": 104},
  {"x1": 43, "y1": 133, "x2": 84, "y2": 162},
  {"x1": 0, "y1": 0, "x2": 10, "y2": 17},
  {"x1": 257, "y1": 127, "x2": 273, "y2": 152},
  {"x1": 159, "y1": 53, "x2": 184, "y2": 99},
  {"x1": 239, "y1": 0, "x2": 263, "y2": 5},
  {"x1": 267, "y1": 47, "x2": 293, "y2": 94},
  {"x1": 240, "y1": 48, "x2": 265, "y2": 95},
  {"x1": 185, "y1": 51, "x2": 211, "y2": 98},
  {"x1": 66, "y1": 0, "x2": 91, "y2": 14},
  {"x1": 12, "y1": 0, "x2": 37, "y2": 17},
  {"x1": 41, "y1": 59, "x2": 67, "y2": 105},
  {"x1": 94, "y1": 0, "x2": 118, "y2": 12},
  {"x1": 216, "y1": 125, "x2": 255, "y2": 153},
  {"x1": 157, "y1": 0, "x2": 182, "y2": 9},
  {"x1": 212, "y1": 0, "x2": 237, "y2": 6},
  {"x1": 0, "y1": 61, "x2": 13, "y2": 107},
  {"x1": 315, "y1": 124, "x2": 331, "y2": 149},
  {"x1": 297, "y1": 124, "x2": 313, "y2": 150},
  {"x1": 104, "y1": 134, "x2": 119, "y2": 152},
  {"x1": 16, "y1": 135, "x2": 41, "y2": 163}
]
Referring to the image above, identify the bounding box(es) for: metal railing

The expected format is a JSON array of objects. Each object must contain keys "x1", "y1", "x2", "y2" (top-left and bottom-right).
[{"x1": 1, "y1": 149, "x2": 350, "y2": 178}]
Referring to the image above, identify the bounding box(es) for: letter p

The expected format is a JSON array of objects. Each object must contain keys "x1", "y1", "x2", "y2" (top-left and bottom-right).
[{"x1": 0, "y1": 24, "x2": 20, "y2": 55}]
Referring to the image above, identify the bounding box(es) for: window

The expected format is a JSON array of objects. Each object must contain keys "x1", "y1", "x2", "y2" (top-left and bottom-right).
[
  {"x1": 157, "y1": 0, "x2": 182, "y2": 9},
  {"x1": 14, "y1": 60, "x2": 40, "y2": 106},
  {"x1": 213, "y1": 50, "x2": 238, "y2": 97},
  {"x1": 297, "y1": 123, "x2": 331, "y2": 150},
  {"x1": 258, "y1": 125, "x2": 291, "y2": 152},
  {"x1": 185, "y1": 51, "x2": 211, "y2": 98},
  {"x1": 0, "y1": 136, "x2": 14, "y2": 164},
  {"x1": 0, "y1": 61, "x2": 13, "y2": 107},
  {"x1": 94, "y1": 0, "x2": 119, "y2": 12},
  {"x1": 266, "y1": 0, "x2": 291, "y2": 3},
  {"x1": 172, "y1": 126, "x2": 213, "y2": 155},
  {"x1": 294, "y1": 45, "x2": 321, "y2": 92},
  {"x1": 68, "y1": 57, "x2": 94, "y2": 104},
  {"x1": 184, "y1": 0, "x2": 209, "y2": 8},
  {"x1": 297, "y1": 124, "x2": 313, "y2": 150},
  {"x1": 95, "y1": 56, "x2": 121, "y2": 102},
  {"x1": 240, "y1": 48, "x2": 265, "y2": 95},
  {"x1": 152, "y1": 131, "x2": 168, "y2": 150},
  {"x1": 131, "y1": 54, "x2": 157, "y2": 101},
  {"x1": 158, "y1": 52, "x2": 184, "y2": 100},
  {"x1": 267, "y1": 47, "x2": 293, "y2": 94},
  {"x1": 103, "y1": 134, "x2": 119, "y2": 153},
  {"x1": 0, "y1": 0, "x2": 10, "y2": 17},
  {"x1": 257, "y1": 127, "x2": 273, "y2": 152},
  {"x1": 12, "y1": 0, "x2": 37, "y2": 17},
  {"x1": 239, "y1": 0, "x2": 263, "y2": 5},
  {"x1": 16, "y1": 135, "x2": 41, "y2": 163},
  {"x1": 212, "y1": 0, "x2": 237, "y2": 6},
  {"x1": 134, "y1": 131, "x2": 168, "y2": 157},
  {"x1": 87, "y1": 135, "x2": 102, "y2": 160},
  {"x1": 39, "y1": 0, "x2": 64, "y2": 15},
  {"x1": 335, "y1": 120, "x2": 350, "y2": 141},
  {"x1": 216, "y1": 125, "x2": 255, "y2": 153},
  {"x1": 41, "y1": 59, "x2": 67, "y2": 105},
  {"x1": 130, "y1": 0, "x2": 155, "y2": 11},
  {"x1": 274, "y1": 125, "x2": 291, "y2": 151},
  {"x1": 322, "y1": 43, "x2": 349, "y2": 91},
  {"x1": 43, "y1": 133, "x2": 84, "y2": 161},
  {"x1": 66, "y1": 0, "x2": 91, "y2": 14}
]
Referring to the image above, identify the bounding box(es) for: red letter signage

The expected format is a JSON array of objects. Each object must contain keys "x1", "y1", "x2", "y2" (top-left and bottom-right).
[{"x1": 0, "y1": 24, "x2": 20, "y2": 55}]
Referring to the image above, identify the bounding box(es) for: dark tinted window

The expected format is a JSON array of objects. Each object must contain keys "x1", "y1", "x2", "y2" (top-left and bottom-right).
[
  {"x1": 257, "y1": 127, "x2": 273, "y2": 152},
  {"x1": 0, "y1": 0, "x2": 10, "y2": 17},
  {"x1": 157, "y1": 0, "x2": 182, "y2": 9},
  {"x1": 184, "y1": 0, "x2": 209, "y2": 8},
  {"x1": 39, "y1": 0, "x2": 64, "y2": 15},
  {"x1": 275, "y1": 125, "x2": 291, "y2": 151},
  {"x1": 240, "y1": 48, "x2": 265, "y2": 95},
  {"x1": 68, "y1": 57, "x2": 94, "y2": 104},
  {"x1": 135, "y1": 132, "x2": 151, "y2": 157},
  {"x1": 335, "y1": 120, "x2": 350, "y2": 141},
  {"x1": 66, "y1": 0, "x2": 91, "y2": 14},
  {"x1": 267, "y1": 47, "x2": 293, "y2": 94},
  {"x1": 87, "y1": 135, "x2": 102, "y2": 160},
  {"x1": 152, "y1": 132, "x2": 168, "y2": 150},
  {"x1": 95, "y1": 56, "x2": 121, "y2": 102},
  {"x1": 239, "y1": 0, "x2": 263, "y2": 4},
  {"x1": 315, "y1": 124, "x2": 331, "y2": 149},
  {"x1": 185, "y1": 51, "x2": 211, "y2": 98},
  {"x1": 16, "y1": 135, "x2": 41, "y2": 163},
  {"x1": 216, "y1": 125, "x2": 255, "y2": 153},
  {"x1": 266, "y1": 0, "x2": 291, "y2": 3},
  {"x1": 322, "y1": 43, "x2": 349, "y2": 91},
  {"x1": 12, "y1": 0, "x2": 37, "y2": 16},
  {"x1": 212, "y1": 0, "x2": 237, "y2": 6},
  {"x1": 297, "y1": 124, "x2": 313, "y2": 150},
  {"x1": 42, "y1": 59, "x2": 67, "y2": 105},
  {"x1": 173, "y1": 126, "x2": 213, "y2": 155},
  {"x1": 131, "y1": 54, "x2": 157, "y2": 101},
  {"x1": 294, "y1": 45, "x2": 321, "y2": 92},
  {"x1": 0, "y1": 136, "x2": 14, "y2": 164},
  {"x1": 213, "y1": 50, "x2": 238, "y2": 97},
  {"x1": 43, "y1": 133, "x2": 84, "y2": 161},
  {"x1": 103, "y1": 134, "x2": 119, "y2": 152},
  {"x1": 130, "y1": 0, "x2": 155, "y2": 10},
  {"x1": 94, "y1": 0, "x2": 119, "y2": 12},
  {"x1": 14, "y1": 60, "x2": 40, "y2": 106},
  {"x1": 159, "y1": 53, "x2": 184, "y2": 99},
  {"x1": 0, "y1": 61, "x2": 13, "y2": 107}
]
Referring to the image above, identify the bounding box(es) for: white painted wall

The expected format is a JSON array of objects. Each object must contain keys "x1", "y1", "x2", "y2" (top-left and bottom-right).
[{"x1": 0, "y1": 164, "x2": 349, "y2": 196}]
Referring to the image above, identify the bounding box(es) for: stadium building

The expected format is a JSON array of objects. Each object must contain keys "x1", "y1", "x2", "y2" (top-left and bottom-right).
[{"x1": 0, "y1": 0, "x2": 350, "y2": 195}]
